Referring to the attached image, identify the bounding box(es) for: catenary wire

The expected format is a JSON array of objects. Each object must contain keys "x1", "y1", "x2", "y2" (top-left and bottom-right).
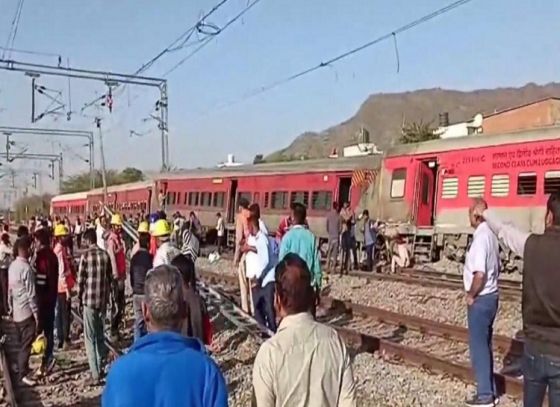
[
  {"x1": 196, "y1": 0, "x2": 474, "y2": 117},
  {"x1": 162, "y1": 0, "x2": 265, "y2": 77}
]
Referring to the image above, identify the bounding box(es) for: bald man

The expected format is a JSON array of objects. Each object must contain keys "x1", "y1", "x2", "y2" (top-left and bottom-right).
[{"x1": 464, "y1": 199, "x2": 501, "y2": 407}]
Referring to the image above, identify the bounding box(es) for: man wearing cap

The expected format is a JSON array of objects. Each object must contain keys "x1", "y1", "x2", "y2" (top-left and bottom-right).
[
  {"x1": 152, "y1": 219, "x2": 181, "y2": 268},
  {"x1": 106, "y1": 214, "x2": 127, "y2": 340}
]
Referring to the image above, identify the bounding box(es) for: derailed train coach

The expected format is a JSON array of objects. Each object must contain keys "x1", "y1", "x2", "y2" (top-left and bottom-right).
[
  {"x1": 368, "y1": 127, "x2": 560, "y2": 271},
  {"x1": 51, "y1": 126, "x2": 560, "y2": 271}
]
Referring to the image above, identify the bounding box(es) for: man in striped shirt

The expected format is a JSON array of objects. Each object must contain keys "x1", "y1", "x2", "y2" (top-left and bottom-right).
[
  {"x1": 174, "y1": 220, "x2": 200, "y2": 263},
  {"x1": 77, "y1": 229, "x2": 112, "y2": 386}
]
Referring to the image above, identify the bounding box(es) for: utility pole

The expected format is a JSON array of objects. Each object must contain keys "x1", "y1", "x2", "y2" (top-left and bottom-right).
[
  {"x1": 0, "y1": 58, "x2": 170, "y2": 171},
  {"x1": 0, "y1": 152, "x2": 63, "y2": 191},
  {"x1": 31, "y1": 172, "x2": 38, "y2": 189},
  {"x1": 95, "y1": 118, "x2": 108, "y2": 205},
  {"x1": 0, "y1": 127, "x2": 94, "y2": 189}
]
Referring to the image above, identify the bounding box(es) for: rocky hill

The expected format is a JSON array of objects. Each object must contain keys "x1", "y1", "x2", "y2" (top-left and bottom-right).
[{"x1": 266, "y1": 82, "x2": 560, "y2": 161}]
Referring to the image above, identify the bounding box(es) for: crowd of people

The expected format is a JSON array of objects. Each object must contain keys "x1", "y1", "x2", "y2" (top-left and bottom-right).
[{"x1": 5, "y1": 190, "x2": 559, "y2": 407}]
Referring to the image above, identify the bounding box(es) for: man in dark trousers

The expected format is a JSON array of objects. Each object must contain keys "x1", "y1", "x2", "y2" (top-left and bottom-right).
[
  {"x1": 33, "y1": 228, "x2": 59, "y2": 376},
  {"x1": 77, "y1": 229, "x2": 113, "y2": 386},
  {"x1": 129, "y1": 232, "x2": 153, "y2": 342},
  {"x1": 475, "y1": 192, "x2": 560, "y2": 407},
  {"x1": 8, "y1": 236, "x2": 38, "y2": 386}
]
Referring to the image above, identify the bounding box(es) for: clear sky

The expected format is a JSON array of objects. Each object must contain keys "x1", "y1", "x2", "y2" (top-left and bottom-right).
[{"x1": 0, "y1": 0, "x2": 559, "y2": 194}]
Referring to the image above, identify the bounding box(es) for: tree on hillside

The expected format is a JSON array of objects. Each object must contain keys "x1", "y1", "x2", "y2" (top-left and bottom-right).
[
  {"x1": 399, "y1": 120, "x2": 439, "y2": 144},
  {"x1": 120, "y1": 167, "x2": 144, "y2": 183},
  {"x1": 60, "y1": 168, "x2": 145, "y2": 194}
]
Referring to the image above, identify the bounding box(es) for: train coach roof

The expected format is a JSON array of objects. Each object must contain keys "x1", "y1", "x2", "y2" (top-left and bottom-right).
[
  {"x1": 86, "y1": 180, "x2": 155, "y2": 196},
  {"x1": 51, "y1": 190, "x2": 89, "y2": 202},
  {"x1": 386, "y1": 126, "x2": 560, "y2": 157},
  {"x1": 158, "y1": 155, "x2": 383, "y2": 180}
]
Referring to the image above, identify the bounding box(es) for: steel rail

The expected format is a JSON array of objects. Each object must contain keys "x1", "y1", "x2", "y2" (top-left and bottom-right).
[
  {"x1": 320, "y1": 296, "x2": 524, "y2": 356},
  {"x1": 69, "y1": 308, "x2": 122, "y2": 357},
  {"x1": 198, "y1": 268, "x2": 525, "y2": 399},
  {"x1": 347, "y1": 270, "x2": 522, "y2": 300}
]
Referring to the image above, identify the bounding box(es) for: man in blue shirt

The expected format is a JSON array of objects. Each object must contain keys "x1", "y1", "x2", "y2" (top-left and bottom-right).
[
  {"x1": 102, "y1": 265, "x2": 228, "y2": 407},
  {"x1": 279, "y1": 203, "x2": 321, "y2": 293}
]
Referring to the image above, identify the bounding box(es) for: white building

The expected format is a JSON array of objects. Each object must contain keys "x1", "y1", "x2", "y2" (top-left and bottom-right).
[{"x1": 434, "y1": 113, "x2": 484, "y2": 139}]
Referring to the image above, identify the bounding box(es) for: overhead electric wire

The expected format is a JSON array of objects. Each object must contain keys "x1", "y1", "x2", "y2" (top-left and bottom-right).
[
  {"x1": 134, "y1": 0, "x2": 231, "y2": 76},
  {"x1": 197, "y1": 0, "x2": 474, "y2": 117},
  {"x1": 0, "y1": 45, "x2": 60, "y2": 59},
  {"x1": 80, "y1": 0, "x2": 234, "y2": 113},
  {"x1": 2, "y1": 0, "x2": 25, "y2": 59},
  {"x1": 163, "y1": 0, "x2": 264, "y2": 77}
]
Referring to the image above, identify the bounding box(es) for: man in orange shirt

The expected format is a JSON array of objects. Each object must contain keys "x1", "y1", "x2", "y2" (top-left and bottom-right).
[{"x1": 233, "y1": 198, "x2": 251, "y2": 313}]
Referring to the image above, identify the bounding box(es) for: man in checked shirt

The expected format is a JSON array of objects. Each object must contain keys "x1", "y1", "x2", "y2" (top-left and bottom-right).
[{"x1": 77, "y1": 228, "x2": 113, "y2": 386}]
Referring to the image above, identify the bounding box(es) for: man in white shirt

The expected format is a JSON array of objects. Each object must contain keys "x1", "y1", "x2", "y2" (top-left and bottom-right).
[
  {"x1": 95, "y1": 216, "x2": 106, "y2": 251},
  {"x1": 390, "y1": 235, "x2": 410, "y2": 273},
  {"x1": 252, "y1": 253, "x2": 356, "y2": 407},
  {"x1": 216, "y1": 212, "x2": 225, "y2": 254},
  {"x1": 152, "y1": 220, "x2": 181, "y2": 268},
  {"x1": 243, "y1": 215, "x2": 277, "y2": 333},
  {"x1": 464, "y1": 199, "x2": 500, "y2": 407}
]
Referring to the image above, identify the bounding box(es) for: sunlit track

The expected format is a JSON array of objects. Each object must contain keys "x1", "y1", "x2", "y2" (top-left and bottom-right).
[{"x1": 198, "y1": 268, "x2": 526, "y2": 400}]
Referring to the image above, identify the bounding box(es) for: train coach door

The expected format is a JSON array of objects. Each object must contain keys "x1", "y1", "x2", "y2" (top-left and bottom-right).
[
  {"x1": 415, "y1": 160, "x2": 437, "y2": 226},
  {"x1": 337, "y1": 177, "x2": 352, "y2": 205},
  {"x1": 227, "y1": 179, "x2": 238, "y2": 224}
]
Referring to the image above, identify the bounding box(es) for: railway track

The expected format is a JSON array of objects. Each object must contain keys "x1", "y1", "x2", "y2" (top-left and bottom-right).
[
  {"x1": 0, "y1": 308, "x2": 122, "y2": 407},
  {"x1": 199, "y1": 268, "x2": 525, "y2": 400},
  {"x1": 204, "y1": 249, "x2": 523, "y2": 299},
  {"x1": 346, "y1": 268, "x2": 522, "y2": 300}
]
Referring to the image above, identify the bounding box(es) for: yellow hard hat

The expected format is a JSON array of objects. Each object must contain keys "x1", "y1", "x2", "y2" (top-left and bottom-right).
[
  {"x1": 137, "y1": 221, "x2": 149, "y2": 234},
  {"x1": 110, "y1": 214, "x2": 123, "y2": 226},
  {"x1": 152, "y1": 219, "x2": 171, "y2": 237},
  {"x1": 54, "y1": 224, "x2": 69, "y2": 237},
  {"x1": 32, "y1": 334, "x2": 46, "y2": 355}
]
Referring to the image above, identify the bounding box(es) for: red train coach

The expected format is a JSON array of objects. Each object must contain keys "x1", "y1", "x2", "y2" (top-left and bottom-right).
[
  {"x1": 51, "y1": 191, "x2": 88, "y2": 221},
  {"x1": 158, "y1": 155, "x2": 381, "y2": 240},
  {"x1": 373, "y1": 127, "x2": 560, "y2": 267},
  {"x1": 87, "y1": 181, "x2": 155, "y2": 217}
]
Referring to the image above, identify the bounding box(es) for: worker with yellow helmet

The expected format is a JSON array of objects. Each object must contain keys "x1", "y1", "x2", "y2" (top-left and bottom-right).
[
  {"x1": 152, "y1": 218, "x2": 181, "y2": 267},
  {"x1": 106, "y1": 213, "x2": 127, "y2": 340},
  {"x1": 131, "y1": 221, "x2": 150, "y2": 257},
  {"x1": 53, "y1": 221, "x2": 75, "y2": 349}
]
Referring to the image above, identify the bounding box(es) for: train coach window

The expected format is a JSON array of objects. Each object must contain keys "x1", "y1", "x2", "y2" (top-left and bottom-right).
[
  {"x1": 183, "y1": 193, "x2": 188, "y2": 205},
  {"x1": 544, "y1": 171, "x2": 560, "y2": 194},
  {"x1": 271, "y1": 191, "x2": 288, "y2": 209},
  {"x1": 517, "y1": 173, "x2": 537, "y2": 195},
  {"x1": 441, "y1": 177, "x2": 458, "y2": 199},
  {"x1": 264, "y1": 192, "x2": 270, "y2": 208},
  {"x1": 311, "y1": 191, "x2": 333, "y2": 210},
  {"x1": 491, "y1": 175, "x2": 510, "y2": 197},
  {"x1": 237, "y1": 192, "x2": 252, "y2": 206},
  {"x1": 467, "y1": 176, "x2": 485, "y2": 198},
  {"x1": 390, "y1": 168, "x2": 406, "y2": 199},
  {"x1": 201, "y1": 192, "x2": 212, "y2": 207},
  {"x1": 291, "y1": 191, "x2": 309, "y2": 207},
  {"x1": 188, "y1": 192, "x2": 199, "y2": 206},
  {"x1": 213, "y1": 192, "x2": 225, "y2": 208}
]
